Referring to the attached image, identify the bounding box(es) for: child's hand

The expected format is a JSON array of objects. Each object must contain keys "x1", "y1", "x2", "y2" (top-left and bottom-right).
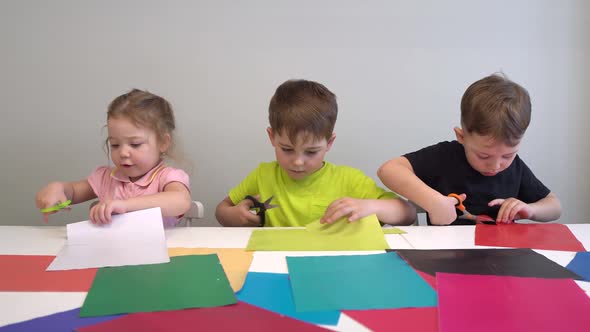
[
  {"x1": 35, "y1": 182, "x2": 69, "y2": 222},
  {"x1": 428, "y1": 194, "x2": 463, "y2": 225},
  {"x1": 321, "y1": 197, "x2": 372, "y2": 224},
  {"x1": 488, "y1": 197, "x2": 533, "y2": 223},
  {"x1": 90, "y1": 200, "x2": 128, "y2": 225},
  {"x1": 234, "y1": 197, "x2": 262, "y2": 227}
]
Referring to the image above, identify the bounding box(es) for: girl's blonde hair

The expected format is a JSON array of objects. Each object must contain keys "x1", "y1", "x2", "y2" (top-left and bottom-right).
[{"x1": 105, "y1": 89, "x2": 178, "y2": 158}]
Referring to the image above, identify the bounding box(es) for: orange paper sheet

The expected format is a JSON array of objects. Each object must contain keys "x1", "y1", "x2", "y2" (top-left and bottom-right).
[
  {"x1": 0, "y1": 255, "x2": 97, "y2": 291},
  {"x1": 168, "y1": 248, "x2": 253, "y2": 292}
]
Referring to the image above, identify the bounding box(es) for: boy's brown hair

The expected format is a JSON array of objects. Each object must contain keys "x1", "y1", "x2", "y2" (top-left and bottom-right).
[
  {"x1": 269, "y1": 79, "x2": 337, "y2": 144},
  {"x1": 460, "y1": 73, "x2": 531, "y2": 146}
]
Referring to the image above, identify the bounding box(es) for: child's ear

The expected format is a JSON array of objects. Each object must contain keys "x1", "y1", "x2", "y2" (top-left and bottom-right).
[
  {"x1": 266, "y1": 127, "x2": 276, "y2": 147},
  {"x1": 454, "y1": 127, "x2": 465, "y2": 144},
  {"x1": 326, "y1": 133, "x2": 336, "y2": 150},
  {"x1": 159, "y1": 133, "x2": 171, "y2": 153}
]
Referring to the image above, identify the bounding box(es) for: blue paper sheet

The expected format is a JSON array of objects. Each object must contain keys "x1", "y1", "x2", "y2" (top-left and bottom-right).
[
  {"x1": 0, "y1": 308, "x2": 120, "y2": 332},
  {"x1": 286, "y1": 252, "x2": 438, "y2": 312},
  {"x1": 236, "y1": 272, "x2": 340, "y2": 325},
  {"x1": 567, "y1": 252, "x2": 590, "y2": 281}
]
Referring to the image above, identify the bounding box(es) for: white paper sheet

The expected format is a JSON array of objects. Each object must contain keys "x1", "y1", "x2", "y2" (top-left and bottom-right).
[{"x1": 46, "y1": 207, "x2": 170, "y2": 270}]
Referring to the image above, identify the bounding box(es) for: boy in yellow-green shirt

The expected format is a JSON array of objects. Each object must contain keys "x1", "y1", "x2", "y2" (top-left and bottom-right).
[{"x1": 215, "y1": 79, "x2": 415, "y2": 227}]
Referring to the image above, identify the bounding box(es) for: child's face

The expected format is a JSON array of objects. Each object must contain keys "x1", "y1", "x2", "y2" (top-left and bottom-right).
[
  {"x1": 107, "y1": 117, "x2": 169, "y2": 182},
  {"x1": 267, "y1": 128, "x2": 335, "y2": 180},
  {"x1": 455, "y1": 127, "x2": 519, "y2": 177}
]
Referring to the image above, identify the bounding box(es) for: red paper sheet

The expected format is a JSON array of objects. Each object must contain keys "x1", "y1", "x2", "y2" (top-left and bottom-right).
[
  {"x1": 76, "y1": 302, "x2": 331, "y2": 332},
  {"x1": 475, "y1": 223, "x2": 586, "y2": 252},
  {"x1": 0, "y1": 255, "x2": 96, "y2": 291},
  {"x1": 437, "y1": 272, "x2": 590, "y2": 332},
  {"x1": 344, "y1": 307, "x2": 438, "y2": 332}
]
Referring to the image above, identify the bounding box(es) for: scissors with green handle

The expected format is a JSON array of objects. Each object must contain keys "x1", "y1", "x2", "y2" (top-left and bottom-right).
[{"x1": 40, "y1": 200, "x2": 72, "y2": 213}]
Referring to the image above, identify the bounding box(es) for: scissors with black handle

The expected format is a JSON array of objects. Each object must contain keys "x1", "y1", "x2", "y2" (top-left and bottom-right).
[{"x1": 244, "y1": 195, "x2": 279, "y2": 227}]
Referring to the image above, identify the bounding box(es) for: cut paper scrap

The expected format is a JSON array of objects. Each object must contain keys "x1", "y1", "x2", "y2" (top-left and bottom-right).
[
  {"x1": 392, "y1": 248, "x2": 582, "y2": 280},
  {"x1": 80, "y1": 254, "x2": 236, "y2": 317},
  {"x1": 344, "y1": 307, "x2": 438, "y2": 332},
  {"x1": 76, "y1": 302, "x2": 331, "y2": 332},
  {"x1": 286, "y1": 252, "x2": 437, "y2": 312},
  {"x1": 236, "y1": 272, "x2": 340, "y2": 326},
  {"x1": 0, "y1": 308, "x2": 120, "y2": 332},
  {"x1": 567, "y1": 252, "x2": 590, "y2": 281},
  {"x1": 247, "y1": 214, "x2": 390, "y2": 251},
  {"x1": 382, "y1": 227, "x2": 406, "y2": 234},
  {"x1": 436, "y1": 272, "x2": 590, "y2": 332},
  {"x1": 0, "y1": 255, "x2": 96, "y2": 291},
  {"x1": 475, "y1": 223, "x2": 586, "y2": 252},
  {"x1": 168, "y1": 248, "x2": 253, "y2": 292},
  {"x1": 47, "y1": 207, "x2": 169, "y2": 270}
]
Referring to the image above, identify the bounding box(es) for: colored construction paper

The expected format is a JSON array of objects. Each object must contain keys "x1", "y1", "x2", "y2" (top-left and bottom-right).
[
  {"x1": 236, "y1": 272, "x2": 340, "y2": 325},
  {"x1": 286, "y1": 252, "x2": 437, "y2": 311},
  {"x1": 0, "y1": 308, "x2": 120, "y2": 332},
  {"x1": 168, "y1": 248, "x2": 253, "y2": 291},
  {"x1": 475, "y1": 223, "x2": 586, "y2": 252},
  {"x1": 0, "y1": 255, "x2": 96, "y2": 291},
  {"x1": 47, "y1": 207, "x2": 169, "y2": 270},
  {"x1": 392, "y1": 248, "x2": 582, "y2": 279},
  {"x1": 344, "y1": 307, "x2": 438, "y2": 332},
  {"x1": 80, "y1": 254, "x2": 236, "y2": 317},
  {"x1": 567, "y1": 252, "x2": 590, "y2": 281},
  {"x1": 247, "y1": 215, "x2": 390, "y2": 251},
  {"x1": 76, "y1": 302, "x2": 330, "y2": 332},
  {"x1": 382, "y1": 227, "x2": 407, "y2": 234},
  {"x1": 437, "y1": 273, "x2": 590, "y2": 332}
]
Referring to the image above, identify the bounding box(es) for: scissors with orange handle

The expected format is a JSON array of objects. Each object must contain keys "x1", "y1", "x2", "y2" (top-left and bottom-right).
[{"x1": 448, "y1": 193, "x2": 496, "y2": 225}]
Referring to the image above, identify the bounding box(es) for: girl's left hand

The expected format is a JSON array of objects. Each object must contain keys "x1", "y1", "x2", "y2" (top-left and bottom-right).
[
  {"x1": 90, "y1": 200, "x2": 127, "y2": 225},
  {"x1": 321, "y1": 197, "x2": 372, "y2": 224},
  {"x1": 488, "y1": 197, "x2": 533, "y2": 223}
]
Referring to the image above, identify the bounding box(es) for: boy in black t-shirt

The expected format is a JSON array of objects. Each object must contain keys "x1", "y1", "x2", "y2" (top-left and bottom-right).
[{"x1": 377, "y1": 74, "x2": 561, "y2": 225}]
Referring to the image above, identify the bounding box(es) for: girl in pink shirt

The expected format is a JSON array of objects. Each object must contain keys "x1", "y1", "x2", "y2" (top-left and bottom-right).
[{"x1": 36, "y1": 89, "x2": 191, "y2": 227}]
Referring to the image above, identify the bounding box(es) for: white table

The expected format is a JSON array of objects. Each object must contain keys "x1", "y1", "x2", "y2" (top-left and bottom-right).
[{"x1": 1, "y1": 224, "x2": 589, "y2": 331}]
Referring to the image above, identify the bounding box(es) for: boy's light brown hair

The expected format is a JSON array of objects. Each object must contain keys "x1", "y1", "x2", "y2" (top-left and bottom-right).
[
  {"x1": 460, "y1": 73, "x2": 531, "y2": 146},
  {"x1": 269, "y1": 79, "x2": 337, "y2": 144}
]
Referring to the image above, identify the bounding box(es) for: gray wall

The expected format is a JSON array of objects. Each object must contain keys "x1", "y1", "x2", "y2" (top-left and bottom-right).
[{"x1": 1, "y1": 0, "x2": 588, "y2": 226}]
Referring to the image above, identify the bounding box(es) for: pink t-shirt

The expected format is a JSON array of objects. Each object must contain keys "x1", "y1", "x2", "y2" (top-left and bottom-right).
[{"x1": 87, "y1": 162, "x2": 190, "y2": 227}]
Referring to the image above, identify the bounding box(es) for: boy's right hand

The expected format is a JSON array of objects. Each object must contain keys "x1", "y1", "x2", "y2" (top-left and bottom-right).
[
  {"x1": 427, "y1": 194, "x2": 464, "y2": 225},
  {"x1": 234, "y1": 197, "x2": 262, "y2": 227},
  {"x1": 35, "y1": 182, "x2": 69, "y2": 222}
]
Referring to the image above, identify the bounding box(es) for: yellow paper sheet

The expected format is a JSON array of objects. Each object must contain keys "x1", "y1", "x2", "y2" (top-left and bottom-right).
[
  {"x1": 168, "y1": 248, "x2": 253, "y2": 292},
  {"x1": 246, "y1": 214, "x2": 390, "y2": 251}
]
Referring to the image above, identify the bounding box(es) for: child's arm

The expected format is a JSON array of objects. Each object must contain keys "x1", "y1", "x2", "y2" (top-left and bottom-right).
[
  {"x1": 488, "y1": 192, "x2": 562, "y2": 223},
  {"x1": 36, "y1": 180, "x2": 97, "y2": 209},
  {"x1": 89, "y1": 182, "x2": 191, "y2": 225},
  {"x1": 215, "y1": 196, "x2": 261, "y2": 227},
  {"x1": 321, "y1": 197, "x2": 416, "y2": 225},
  {"x1": 378, "y1": 157, "x2": 459, "y2": 225}
]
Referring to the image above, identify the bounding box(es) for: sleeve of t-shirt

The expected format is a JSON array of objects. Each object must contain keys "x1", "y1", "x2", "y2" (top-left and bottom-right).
[
  {"x1": 404, "y1": 142, "x2": 453, "y2": 183},
  {"x1": 87, "y1": 166, "x2": 111, "y2": 198},
  {"x1": 228, "y1": 165, "x2": 261, "y2": 205},
  {"x1": 158, "y1": 167, "x2": 191, "y2": 193},
  {"x1": 517, "y1": 158, "x2": 551, "y2": 203},
  {"x1": 347, "y1": 167, "x2": 398, "y2": 200}
]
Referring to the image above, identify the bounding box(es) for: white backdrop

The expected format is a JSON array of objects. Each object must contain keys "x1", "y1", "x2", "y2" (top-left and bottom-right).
[{"x1": 1, "y1": 0, "x2": 588, "y2": 226}]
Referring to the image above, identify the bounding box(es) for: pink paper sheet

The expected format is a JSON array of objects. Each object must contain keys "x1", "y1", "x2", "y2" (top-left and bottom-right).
[
  {"x1": 76, "y1": 302, "x2": 330, "y2": 332},
  {"x1": 344, "y1": 307, "x2": 438, "y2": 332},
  {"x1": 436, "y1": 272, "x2": 590, "y2": 332}
]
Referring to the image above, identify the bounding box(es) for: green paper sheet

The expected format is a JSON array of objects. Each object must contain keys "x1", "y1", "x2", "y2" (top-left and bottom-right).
[
  {"x1": 80, "y1": 255, "x2": 237, "y2": 317},
  {"x1": 382, "y1": 227, "x2": 406, "y2": 234},
  {"x1": 246, "y1": 215, "x2": 390, "y2": 251}
]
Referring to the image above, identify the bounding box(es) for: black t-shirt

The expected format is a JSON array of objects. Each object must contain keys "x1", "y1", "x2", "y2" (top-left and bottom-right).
[{"x1": 404, "y1": 141, "x2": 550, "y2": 225}]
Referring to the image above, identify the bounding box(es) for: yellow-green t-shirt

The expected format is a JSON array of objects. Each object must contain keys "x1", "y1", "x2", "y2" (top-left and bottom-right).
[{"x1": 228, "y1": 161, "x2": 398, "y2": 227}]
